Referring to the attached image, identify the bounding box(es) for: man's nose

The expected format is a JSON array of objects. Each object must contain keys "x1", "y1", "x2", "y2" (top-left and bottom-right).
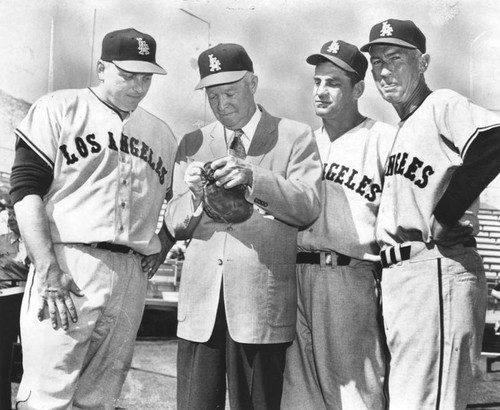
[
  {"x1": 380, "y1": 64, "x2": 392, "y2": 77},
  {"x1": 316, "y1": 82, "x2": 327, "y2": 96},
  {"x1": 217, "y1": 95, "x2": 228, "y2": 111},
  {"x1": 132, "y1": 78, "x2": 146, "y2": 93}
]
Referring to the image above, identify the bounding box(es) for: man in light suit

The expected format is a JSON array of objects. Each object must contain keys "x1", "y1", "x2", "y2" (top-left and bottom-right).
[{"x1": 165, "y1": 43, "x2": 322, "y2": 410}]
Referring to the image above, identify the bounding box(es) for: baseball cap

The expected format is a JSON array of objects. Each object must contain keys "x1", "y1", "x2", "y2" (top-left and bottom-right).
[
  {"x1": 360, "y1": 19, "x2": 426, "y2": 53},
  {"x1": 101, "y1": 28, "x2": 166, "y2": 75},
  {"x1": 195, "y1": 43, "x2": 253, "y2": 90},
  {"x1": 306, "y1": 40, "x2": 368, "y2": 79}
]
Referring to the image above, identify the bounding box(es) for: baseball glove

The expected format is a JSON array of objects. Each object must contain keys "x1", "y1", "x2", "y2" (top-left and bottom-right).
[{"x1": 201, "y1": 161, "x2": 253, "y2": 223}]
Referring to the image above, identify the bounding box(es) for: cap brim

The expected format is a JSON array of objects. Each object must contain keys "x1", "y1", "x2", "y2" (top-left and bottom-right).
[
  {"x1": 306, "y1": 54, "x2": 356, "y2": 74},
  {"x1": 195, "y1": 71, "x2": 248, "y2": 90},
  {"x1": 360, "y1": 38, "x2": 417, "y2": 52},
  {"x1": 113, "y1": 60, "x2": 167, "y2": 75}
]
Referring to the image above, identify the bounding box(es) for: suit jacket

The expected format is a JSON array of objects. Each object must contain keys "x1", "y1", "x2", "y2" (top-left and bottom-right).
[{"x1": 165, "y1": 106, "x2": 322, "y2": 344}]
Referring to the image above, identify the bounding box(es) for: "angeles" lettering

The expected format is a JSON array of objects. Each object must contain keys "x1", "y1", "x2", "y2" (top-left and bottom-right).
[
  {"x1": 385, "y1": 152, "x2": 434, "y2": 188},
  {"x1": 323, "y1": 162, "x2": 381, "y2": 202},
  {"x1": 58, "y1": 131, "x2": 168, "y2": 184}
]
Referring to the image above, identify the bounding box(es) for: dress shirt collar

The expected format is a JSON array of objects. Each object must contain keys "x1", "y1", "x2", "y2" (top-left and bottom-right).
[{"x1": 227, "y1": 106, "x2": 261, "y2": 150}]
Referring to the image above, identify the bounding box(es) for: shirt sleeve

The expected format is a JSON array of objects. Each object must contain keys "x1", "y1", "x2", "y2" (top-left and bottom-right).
[
  {"x1": 14, "y1": 93, "x2": 63, "y2": 170},
  {"x1": 434, "y1": 125, "x2": 500, "y2": 226},
  {"x1": 10, "y1": 138, "x2": 54, "y2": 205},
  {"x1": 438, "y1": 92, "x2": 500, "y2": 158}
]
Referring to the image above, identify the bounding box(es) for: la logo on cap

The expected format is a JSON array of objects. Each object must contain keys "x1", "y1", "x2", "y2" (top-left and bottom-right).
[
  {"x1": 380, "y1": 21, "x2": 394, "y2": 37},
  {"x1": 208, "y1": 54, "x2": 221, "y2": 72},
  {"x1": 136, "y1": 38, "x2": 150, "y2": 55},
  {"x1": 327, "y1": 41, "x2": 340, "y2": 54},
  {"x1": 195, "y1": 43, "x2": 253, "y2": 89}
]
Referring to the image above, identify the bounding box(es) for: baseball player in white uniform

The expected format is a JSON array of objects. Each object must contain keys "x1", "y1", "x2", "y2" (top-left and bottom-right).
[
  {"x1": 362, "y1": 19, "x2": 500, "y2": 409},
  {"x1": 281, "y1": 40, "x2": 396, "y2": 410},
  {"x1": 10, "y1": 28, "x2": 177, "y2": 409}
]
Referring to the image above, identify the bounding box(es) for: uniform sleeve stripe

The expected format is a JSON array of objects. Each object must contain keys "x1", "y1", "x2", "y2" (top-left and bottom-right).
[
  {"x1": 14, "y1": 128, "x2": 55, "y2": 169},
  {"x1": 461, "y1": 124, "x2": 500, "y2": 158}
]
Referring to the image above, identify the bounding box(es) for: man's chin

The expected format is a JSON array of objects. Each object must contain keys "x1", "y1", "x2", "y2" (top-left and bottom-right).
[
  {"x1": 380, "y1": 91, "x2": 402, "y2": 104},
  {"x1": 314, "y1": 108, "x2": 332, "y2": 117}
]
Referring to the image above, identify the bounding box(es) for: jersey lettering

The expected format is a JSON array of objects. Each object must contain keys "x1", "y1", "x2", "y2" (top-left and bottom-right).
[
  {"x1": 108, "y1": 132, "x2": 119, "y2": 151},
  {"x1": 385, "y1": 152, "x2": 435, "y2": 188},
  {"x1": 415, "y1": 165, "x2": 434, "y2": 188},
  {"x1": 60, "y1": 131, "x2": 168, "y2": 184},
  {"x1": 75, "y1": 137, "x2": 89, "y2": 157},
  {"x1": 86, "y1": 134, "x2": 101, "y2": 153},
  {"x1": 120, "y1": 133, "x2": 130, "y2": 154},
  {"x1": 59, "y1": 144, "x2": 79, "y2": 165},
  {"x1": 323, "y1": 162, "x2": 382, "y2": 203},
  {"x1": 129, "y1": 137, "x2": 140, "y2": 156}
]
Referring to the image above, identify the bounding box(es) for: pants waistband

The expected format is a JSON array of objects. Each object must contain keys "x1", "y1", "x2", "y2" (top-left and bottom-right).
[
  {"x1": 82, "y1": 242, "x2": 136, "y2": 255},
  {"x1": 296, "y1": 252, "x2": 351, "y2": 266},
  {"x1": 380, "y1": 237, "x2": 477, "y2": 268}
]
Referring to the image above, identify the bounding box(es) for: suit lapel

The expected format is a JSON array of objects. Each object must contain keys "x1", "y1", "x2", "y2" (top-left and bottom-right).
[
  {"x1": 208, "y1": 122, "x2": 229, "y2": 159},
  {"x1": 246, "y1": 105, "x2": 278, "y2": 166}
]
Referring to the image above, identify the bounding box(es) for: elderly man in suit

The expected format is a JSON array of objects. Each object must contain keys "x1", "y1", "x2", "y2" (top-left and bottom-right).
[{"x1": 165, "y1": 43, "x2": 322, "y2": 410}]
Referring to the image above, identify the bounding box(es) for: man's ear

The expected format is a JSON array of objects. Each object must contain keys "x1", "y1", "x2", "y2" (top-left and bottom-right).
[
  {"x1": 353, "y1": 80, "x2": 365, "y2": 100},
  {"x1": 249, "y1": 74, "x2": 259, "y2": 95},
  {"x1": 96, "y1": 60, "x2": 106, "y2": 80},
  {"x1": 419, "y1": 54, "x2": 431, "y2": 74}
]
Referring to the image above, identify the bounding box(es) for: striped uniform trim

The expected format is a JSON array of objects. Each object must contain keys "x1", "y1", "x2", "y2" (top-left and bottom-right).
[
  {"x1": 435, "y1": 258, "x2": 444, "y2": 410},
  {"x1": 380, "y1": 244, "x2": 412, "y2": 268},
  {"x1": 14, "y1": 128, "x2": 54, "y2": 169},
  {"x1": 461, "y1": 123, "x2": 500, "y2": 158}
]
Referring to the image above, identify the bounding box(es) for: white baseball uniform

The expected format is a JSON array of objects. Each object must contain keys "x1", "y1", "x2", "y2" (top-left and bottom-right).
[
  {"x1": 14, "y1": 88, "x2": 177, "y2": 409},
  {"x1": 376, "y1": 89, "x2": 500, "y2": 410},
  {"x1": 282, "y1": 118, "x2": 396, "y2": 410}
]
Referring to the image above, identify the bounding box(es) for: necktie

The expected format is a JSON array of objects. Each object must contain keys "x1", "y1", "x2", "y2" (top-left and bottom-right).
[{"x1": 229, "y1": 129, "x2": 246, "y2": 159}]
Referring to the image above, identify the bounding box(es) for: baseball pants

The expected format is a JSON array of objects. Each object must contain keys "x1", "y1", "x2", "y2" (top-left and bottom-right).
[
  {"x1": 281, "y1": 259, "x2": 387, "y2": 410},
  {"x1": 381, "y1": 242, "x2": 487, "y2": 410},
  {"x1": 16, "y1": 244, "x2": 147, "y2": 410}
]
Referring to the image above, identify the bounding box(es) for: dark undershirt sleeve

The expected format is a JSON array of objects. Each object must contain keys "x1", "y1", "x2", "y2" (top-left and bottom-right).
[
  {"x1": 434, "y1": 126, "x2": 500, "y2": 226},
  {"x1": 9, "y1": 138, "x2": 54, "y2": 205}
]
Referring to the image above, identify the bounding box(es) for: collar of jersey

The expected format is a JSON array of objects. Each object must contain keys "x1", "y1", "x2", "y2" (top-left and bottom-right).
[
  {"x1": 88, "y1": 87, "x2": 132, "y2": 121},
  {"x1": 397, "y1": 80, "x2": 432, "y2": 121}
]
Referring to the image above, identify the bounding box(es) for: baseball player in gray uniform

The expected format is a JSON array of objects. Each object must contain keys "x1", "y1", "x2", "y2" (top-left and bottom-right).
[
  {"x1": 10, "y1": 28, "x2": 177, "y2": 409},
  {"x1": 281, "y1": 40, "x2": 396, "y2": 410},
  {"x1": 362, "y1": 19, "x2": 500, "y2": 409}
]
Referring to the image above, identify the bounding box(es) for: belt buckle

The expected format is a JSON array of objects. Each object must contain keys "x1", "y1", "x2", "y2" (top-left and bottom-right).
[{"x1": 321, "y1": 252, "x2": 334, "y2": 266}]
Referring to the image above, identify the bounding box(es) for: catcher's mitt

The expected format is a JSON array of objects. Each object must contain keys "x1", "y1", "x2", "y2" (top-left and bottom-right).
[{"x1": 201, "y1": 161, "x2": 253, "y2": 223}]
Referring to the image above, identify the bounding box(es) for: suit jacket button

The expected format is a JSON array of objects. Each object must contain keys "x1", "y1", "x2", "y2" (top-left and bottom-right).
[{"x1": 217, "y1": 259, "x2": 223, "y2": 265}]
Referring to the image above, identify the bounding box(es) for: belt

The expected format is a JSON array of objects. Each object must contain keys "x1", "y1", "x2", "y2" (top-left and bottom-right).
[
  {"x1": 296, "y1": 252, "x2": 351, "y2": 266},
  {"x1": 380, "y1": 237, "x2": 477, "y2": 268},
  {"x1": 83, "y1": 242, "x2": 136, "y2": 255}
]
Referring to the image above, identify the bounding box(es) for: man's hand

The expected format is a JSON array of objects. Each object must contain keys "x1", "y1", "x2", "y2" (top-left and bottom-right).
[
  {"x1": 184, "y1": 160, "x2": 205, "y2": 207},
  {"x1": 141, "y1": 224, "x2": 175, "y2": 279},
  {"x1": 37, "y1": 267, "x2": 83, "y2": 331},
  {"x1": 210, "y1": 156, "x2": 253, "y2": 188},
  {"x1": 431, "y1": 216, "x2": 475, "y2": 247}
]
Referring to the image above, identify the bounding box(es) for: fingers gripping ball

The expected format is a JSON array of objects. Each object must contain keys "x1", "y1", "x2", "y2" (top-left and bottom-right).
[{"x1": 201, "y1": 162, "x2": 253, "y2": 223}]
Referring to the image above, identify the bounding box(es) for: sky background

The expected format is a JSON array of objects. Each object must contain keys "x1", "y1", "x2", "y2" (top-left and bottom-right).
[{"x1": 1, "y1": 0, "x2": 500, "y2": 201}]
